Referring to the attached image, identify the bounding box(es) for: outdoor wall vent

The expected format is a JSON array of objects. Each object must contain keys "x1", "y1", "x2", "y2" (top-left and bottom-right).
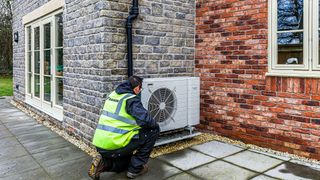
[{"x1": 141, "y1": 77, "x2": 201, "y2": 146}]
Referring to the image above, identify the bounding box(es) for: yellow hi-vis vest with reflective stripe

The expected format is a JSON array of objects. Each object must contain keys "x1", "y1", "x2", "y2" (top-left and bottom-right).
[{"x1": 92, "y1": 91, "x2": 141, "y2": 150}]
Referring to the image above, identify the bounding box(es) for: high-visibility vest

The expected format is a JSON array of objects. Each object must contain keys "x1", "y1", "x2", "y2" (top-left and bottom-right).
[{"x1": 92, "y1": 91, "x2": 141, "y2": 150}]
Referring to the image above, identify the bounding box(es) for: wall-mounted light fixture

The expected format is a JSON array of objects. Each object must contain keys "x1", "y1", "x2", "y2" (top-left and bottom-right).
[{"x1": 14, "y1": 32, "x2": 19, "y2": 43}]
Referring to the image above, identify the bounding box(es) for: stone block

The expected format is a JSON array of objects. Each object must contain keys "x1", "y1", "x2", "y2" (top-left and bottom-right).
[
  {"x1": 152, "y1": 3, "x2": 163, "y2": 16},
  {"x1": 145, "y1": 37, "x2": 160, "y2": 45}
]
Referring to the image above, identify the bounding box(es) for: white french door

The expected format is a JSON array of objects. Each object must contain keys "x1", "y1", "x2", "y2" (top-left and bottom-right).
[{"x1": 25, "y1": 11, "x2": 63, "y2": 121}]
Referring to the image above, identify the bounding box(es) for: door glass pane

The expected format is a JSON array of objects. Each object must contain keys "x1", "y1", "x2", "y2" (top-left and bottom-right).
[
  {"x1": 278, "y1": 0, "x2": 303, "y2": 31},
  {"x1": 28, "y1": 73, "x2": 31, "y2": 94},
  {"x1": 34, "y1": 27, "x2": 40, "y2": 50},
  {"x1": 56, "y1": 13, "x2": 63, "y2": 47},
  {"x1": 44, "y1": 76, "x2": 51, "y2": 102},
  {"x1": 277, "y1": 32, "x2": 303, "y2": 64},
  {"x1": 44, "y1": 50, "x2": 51, "y2": 75},
  {"x1": 34, "y1": 75, "x2": 40, "y2": 98},
  {"x1": 56, "y1": 78, "x2": 63, "y2": 106},
  {"x1": 56, "y1": 49, "x2": 63, "y2": 76},
  {"x1": 34, "y1": 51, "x2": 40, "y2": 73},
  {"x1": 44, "y1": 23, "x2": 51, "y2": 49}
]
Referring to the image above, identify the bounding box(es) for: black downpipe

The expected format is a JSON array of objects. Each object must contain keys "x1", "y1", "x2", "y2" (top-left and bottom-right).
[{"x1": 126, "y1": 0, "x2": 139, "y2": 78}]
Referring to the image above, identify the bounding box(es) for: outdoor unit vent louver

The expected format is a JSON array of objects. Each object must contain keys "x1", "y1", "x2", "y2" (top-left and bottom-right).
[
  {"x1": 141, "y1": 77, "x2": 200, "y2": 135},
  {"x1": 148, "y1": 88, "x2": 176, "y2": 123}
]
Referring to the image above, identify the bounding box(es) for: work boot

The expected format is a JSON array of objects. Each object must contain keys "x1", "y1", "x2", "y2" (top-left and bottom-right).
[
  {"x1": 88, "y1": 154, "x2": 104, "y2": 180},
  {"x1": 127, "y1": 164, "x2": 148, "y2": 179}
]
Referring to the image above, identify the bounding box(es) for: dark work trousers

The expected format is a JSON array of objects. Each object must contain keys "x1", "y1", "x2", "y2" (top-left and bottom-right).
[{"x1": 96, "y1": 126, "x2": 160, "y2": 173}]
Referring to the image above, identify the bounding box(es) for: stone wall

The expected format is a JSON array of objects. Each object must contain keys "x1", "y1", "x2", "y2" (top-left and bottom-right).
[
  {"x1": 12, "y1": 0, "x2": 196, "y2": 145},
  {"x1": 196, "y1": 0, "x2": 320, "y2": 160}
]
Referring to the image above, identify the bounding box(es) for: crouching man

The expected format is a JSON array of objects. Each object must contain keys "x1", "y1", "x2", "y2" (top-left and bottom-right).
[{"x1": 88, "y1": 75, "x2": 160, "y2": 179}]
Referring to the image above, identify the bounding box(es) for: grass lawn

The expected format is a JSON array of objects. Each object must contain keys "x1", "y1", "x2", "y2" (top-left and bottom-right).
[{"x1": 0, "y1": 76, "x2": 13, "y2": 97}]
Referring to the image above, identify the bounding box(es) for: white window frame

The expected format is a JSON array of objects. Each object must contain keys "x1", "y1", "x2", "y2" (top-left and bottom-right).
[
  {"x1": 312, "y1": 0, "x2": 320, "y2": 70},
  {"x1": 267, "y1": 0, "x2": 320, "y2": 78},
  {"x1": 24, "y1": 9, "x2": 63, "y2": 121}
]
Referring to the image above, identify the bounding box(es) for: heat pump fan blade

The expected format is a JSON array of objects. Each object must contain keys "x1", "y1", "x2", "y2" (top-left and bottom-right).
[{"x1": 148, "y1": 88, "x2": 176, "y2": 123}]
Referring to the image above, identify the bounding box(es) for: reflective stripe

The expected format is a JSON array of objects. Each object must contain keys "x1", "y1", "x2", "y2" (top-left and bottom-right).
[
  {"x1": 115, "y1": 94, "x2": 134, "y2": 114},
  {"x1": 97, "y1": 124, "x2": 129, "y2": 134},
  {"x1": 102, "y1": 111, "x2": 137, "y2": 126}
]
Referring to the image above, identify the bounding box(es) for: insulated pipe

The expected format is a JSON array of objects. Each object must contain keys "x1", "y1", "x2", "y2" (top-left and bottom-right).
[{"x1": 126, "y1": 0, "x2": 139, "y2": 78}]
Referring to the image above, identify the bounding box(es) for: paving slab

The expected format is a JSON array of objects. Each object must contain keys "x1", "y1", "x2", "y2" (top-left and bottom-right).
[
  {"x1": 134, "y1": 158, "x2": 181, "y2": 180},
  {"x1": 0, "y1": 155, "x2": 41, "y2": 178},
  {"x1": 158, "y1": 148, "x2": 215, "y2": 170},
  {"x1": 190, "y1": 140, "x2": 244, "y2": 158},
  {"x1": 1, "y1": 111, "x2": 28, "y2": 117},
  {"x1": 0, "y1": 144, "x2": 29, "y2": 162},
  {"x1": 166, "y1": 172, "x2": 200, "y2": 180},
  {"x1": 290, "y1": 159, "x2": 320, "y2": 171},
  {"x1": 8, "y1": 125, "x2": 49, "y2": 137},
  {"x1": 23, "y1": 137, "x2": 72, "y2": 154},
  {"x1": 32, "y1": 145, "x2": 88, "y2": 168},
  {"x1": 16, "y1": 130, "x2": 60, "y2": 145},
  {"x1": 100, "y1": 158, "x2": 182, "y2": 180},
  {"x1": 250, "y1": 175, "x2": 279, "y2": 180},
  {"x1": 249, "y1": 149, "x2": 291, "y2": 161},
  {"x1": 0, "y1": 124, "x2": 5, "y2": 129},
  {"x1": 0, "y1": 108, "x2": 20, "y2": 115},
  {"x1": 46, "y1": 156, "x2": 92, "y2": 180},
  {"x1": 1, "y1": 168, "x2": 51, "y2": 180},
  {"x1": 98, "y1": 171, "x2": 126, "y2": 179},
  {"x1": 0, "y1": 106, "x2": 19, "y2": 111},
  {"x1": 1, "y1": 116, "x2": 35, "y2": 124},
  {"x1": 0, "y1": 136, "x2": 21, "y2": 148},
  {"x1": 189, "y1": 160, "x2": 257, "y2": 180},
  {"x1": 4, "y1": 120, "x2": 39, "y2": 129},
  {"x1": 265, "y1": 162, "x2": 320, "y2": 180},
  {"x1": 224, "y1": 150, "x2": 284, "y2": 172},
  {"x1": 0, "y1": 127, "x2": 12, "y2": 138}
]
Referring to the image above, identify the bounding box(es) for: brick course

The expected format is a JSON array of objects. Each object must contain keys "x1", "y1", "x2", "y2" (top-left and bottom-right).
[{"x1": 196, "y1": 0, "x2": 320, "y2": 160}]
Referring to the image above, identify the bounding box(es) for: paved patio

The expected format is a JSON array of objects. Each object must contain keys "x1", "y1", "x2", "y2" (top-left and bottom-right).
[{"x1": 1, "y1": 98, "x2": 320, "y2": 180}]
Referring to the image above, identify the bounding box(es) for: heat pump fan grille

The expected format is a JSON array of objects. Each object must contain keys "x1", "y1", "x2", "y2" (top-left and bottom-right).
[{"x1": 148, "y1": 88, "x2": 176, "y2": 123}]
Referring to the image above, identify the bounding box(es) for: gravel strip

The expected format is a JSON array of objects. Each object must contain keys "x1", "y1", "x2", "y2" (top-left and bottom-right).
[{"x1": 10, "y1": 100, "x2": 320, "y2": 166}]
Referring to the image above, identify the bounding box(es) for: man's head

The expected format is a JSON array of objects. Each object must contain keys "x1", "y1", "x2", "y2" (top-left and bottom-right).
[{"x1": 129, "y1": 75, "x2": 143, "y2": 95}]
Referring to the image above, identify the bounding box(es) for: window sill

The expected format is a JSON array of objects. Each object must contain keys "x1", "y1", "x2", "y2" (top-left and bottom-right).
[
  {"x1": 266, "y1": 71, "x2": 320, "y2": 78},
  {"x1": 25, "y1": 95, "x2": 63, "y2": 121}
]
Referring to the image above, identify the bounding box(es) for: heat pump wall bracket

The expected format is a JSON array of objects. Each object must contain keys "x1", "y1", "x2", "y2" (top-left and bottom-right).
[{"x1": 154, "y1": 128, "x2": 201, "y2": 147}]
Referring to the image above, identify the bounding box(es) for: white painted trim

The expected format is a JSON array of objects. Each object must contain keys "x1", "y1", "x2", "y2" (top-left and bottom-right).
[
  {"x1": 24, "y1": 10, "x2": 64, "y2": 122},
  {"x1": 312, "y1": 0, "x2": 320, "y2": 70},
  {"x1": 268, "y1": 0, "x2": 320, "y2": 77},
  {"x1": 266, "y1": 71, "x2": 320, "y2": 78},
  {"x1": 22, "y1": 0, "x2": 64, "y2": 25},
  {"x1": 268, "y1": 0, "x2": 272, "y2": 73},
  {"x1": 26, "y1": 96, "x2": 63, "y2": 121}
]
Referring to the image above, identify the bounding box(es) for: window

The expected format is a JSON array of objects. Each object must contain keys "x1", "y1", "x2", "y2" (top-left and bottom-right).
[
  {"x1": 268, "y1": 0, "x2": 320, "y2": 77},
  {"x1": 25, "y1": 10, "x2": 63, "y2": 120}
]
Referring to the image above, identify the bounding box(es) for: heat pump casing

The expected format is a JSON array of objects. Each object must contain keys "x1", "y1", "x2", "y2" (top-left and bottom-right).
[{"x1": 141, "y1": 77, "x2": 200, "y2": 132}]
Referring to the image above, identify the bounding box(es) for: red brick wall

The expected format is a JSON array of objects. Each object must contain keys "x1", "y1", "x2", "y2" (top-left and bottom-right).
[{"x1": 196, "y1": 0, "x2": 320, "y2": 160}]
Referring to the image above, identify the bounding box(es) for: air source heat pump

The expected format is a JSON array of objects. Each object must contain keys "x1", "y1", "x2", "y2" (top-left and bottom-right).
[{"x1": 141, "y1": 77, "x2": 201, "y2": 145}]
